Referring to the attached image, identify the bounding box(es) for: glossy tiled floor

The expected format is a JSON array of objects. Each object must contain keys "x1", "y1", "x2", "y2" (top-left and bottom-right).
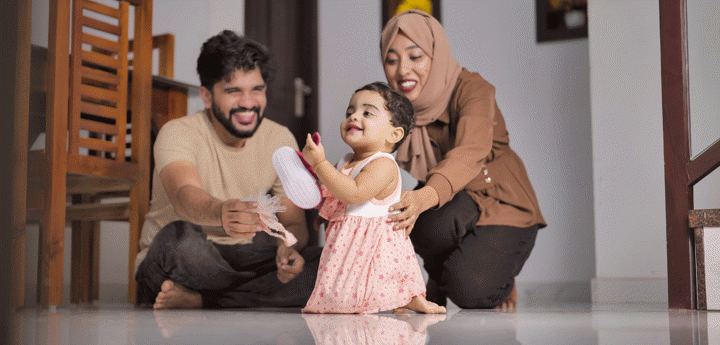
[{"x1": 11, "y1": 302, "x2": 719, "y2": 344}]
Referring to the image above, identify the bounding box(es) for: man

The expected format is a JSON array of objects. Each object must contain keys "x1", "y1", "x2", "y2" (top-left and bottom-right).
[{"x1": 135, "y1": 30, "x2": 320, "y2": 309}]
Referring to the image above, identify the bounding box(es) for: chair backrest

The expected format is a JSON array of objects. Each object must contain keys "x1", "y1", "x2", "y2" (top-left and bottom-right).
[
  {"x1": 66, "y1": 0, "x2": 153, "y2": 181},
  {"x1": 129, "y1": 33, "x2": 175, "y2": 78}
]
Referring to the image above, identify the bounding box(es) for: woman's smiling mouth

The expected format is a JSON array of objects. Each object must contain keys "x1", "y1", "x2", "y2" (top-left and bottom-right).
[{"x1": 398, "y1": 79, "x2": 417, "y2": 93}]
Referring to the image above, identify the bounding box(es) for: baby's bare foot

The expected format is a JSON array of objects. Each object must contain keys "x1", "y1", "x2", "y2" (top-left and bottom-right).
[
  {"x1": 153, "y1": 280, "x2": 202, "y2": 309},
  {"x1": 392, "y1": 307, "x2": 410, "y2": 315},
  {"x1": 397, "y1": 295, "x2": 446, "y2": 314}
]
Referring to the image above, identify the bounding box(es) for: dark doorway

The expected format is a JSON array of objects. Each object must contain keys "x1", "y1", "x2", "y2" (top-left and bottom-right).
[{"x1": 244, "y1": 0, "x2": 318, "y2": 148}]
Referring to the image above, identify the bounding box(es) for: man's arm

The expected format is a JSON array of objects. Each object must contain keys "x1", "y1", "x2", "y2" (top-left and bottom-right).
[{"x1": 160, "y1": 160, "x2": 263, "y2": 239}]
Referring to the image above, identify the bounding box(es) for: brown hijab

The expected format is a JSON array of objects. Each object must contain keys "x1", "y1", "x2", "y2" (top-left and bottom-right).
[{"x1": 381, "y1": 10, "x2": 462, "y2": 182}]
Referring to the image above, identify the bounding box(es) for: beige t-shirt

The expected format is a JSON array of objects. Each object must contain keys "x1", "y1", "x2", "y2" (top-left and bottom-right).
[{"x1": 135, "y1": 110, "x2": 299, "y2": 270}]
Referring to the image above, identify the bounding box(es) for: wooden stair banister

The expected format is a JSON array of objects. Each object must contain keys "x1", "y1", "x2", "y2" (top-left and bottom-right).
[{"x1": 660, "y1": 0, "x2": 720, "y2": 310}]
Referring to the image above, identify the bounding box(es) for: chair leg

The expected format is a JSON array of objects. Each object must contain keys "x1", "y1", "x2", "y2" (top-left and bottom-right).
[
  {"x1": 12, "y1": 227, "x2": 25, "y2": 308},
  {"x1": 40, "y1": 0, "x2": 71, "y2": 307},
  {"x1": 71, "y1": 195, "x2": 100, "y2": 304},
  {"x1": 70, "y1": 221, "x2": 98, "y2": 303},
  {"x1": 127, "y1": 184, "x2": 146, "y2": 304},
  {"x1": 127, "y1": 208, "x2": 140, "y2": 304},
  {"x1": 92, "y1": 221, "x2": 100, "y2": 301}
]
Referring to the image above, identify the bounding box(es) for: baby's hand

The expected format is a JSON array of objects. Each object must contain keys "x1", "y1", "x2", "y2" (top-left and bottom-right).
[{"x1": 302, "y1": 133, "x2": 325, "y2": 167}]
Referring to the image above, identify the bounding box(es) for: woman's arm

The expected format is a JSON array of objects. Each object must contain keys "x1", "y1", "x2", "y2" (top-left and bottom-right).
[
  {"x1": 389, "y1": 71, "x2": 496, "y2": 234},
  {"x1": 425, "y1": 72, "x2": 496, "y2": 207}
]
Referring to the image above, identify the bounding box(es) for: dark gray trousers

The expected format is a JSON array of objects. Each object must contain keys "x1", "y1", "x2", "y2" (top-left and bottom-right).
[
  {"x1": 135, "y1": 220, "x2": 321, "y2": 308},
  {"x1": 410, "y1": 191, "x2": 539, "y2": 309}
]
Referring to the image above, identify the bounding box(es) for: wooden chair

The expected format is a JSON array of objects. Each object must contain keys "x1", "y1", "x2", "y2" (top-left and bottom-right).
[
  {"x1": 130, "y1": 32, "x2": 175, "y2": 78},
  {"x1": 23, "y1": 0, "x2": 153, "y2": 306}
]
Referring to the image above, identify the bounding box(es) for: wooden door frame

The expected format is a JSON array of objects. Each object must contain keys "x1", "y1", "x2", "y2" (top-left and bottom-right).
[{"x1": 660, "y1": 0, "x2": 720, "y2": 310}]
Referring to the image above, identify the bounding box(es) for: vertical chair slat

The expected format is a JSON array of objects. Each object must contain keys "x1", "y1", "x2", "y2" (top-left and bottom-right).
[{"x1": 115, "y1": 1, "x2": 129, "y2": 162}]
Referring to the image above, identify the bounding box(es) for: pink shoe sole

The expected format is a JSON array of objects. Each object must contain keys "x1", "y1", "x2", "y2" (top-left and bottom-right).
[{"x1": 272, "y1": 146, "x2": 322, "y2": 209}]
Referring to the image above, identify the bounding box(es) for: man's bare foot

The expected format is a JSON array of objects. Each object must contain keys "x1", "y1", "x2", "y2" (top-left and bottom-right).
[
  {"x1": 394, "y1": 295, "x2": 446, "y2": 314},
  {"x1": 495, "y1": 282, "x2": 518, "y2": 312},
  {"x1": 154, "y1": 280, "x2": 202, "y2": 309}
]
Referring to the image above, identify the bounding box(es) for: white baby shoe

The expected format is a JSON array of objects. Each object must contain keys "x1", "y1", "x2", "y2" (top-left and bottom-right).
[{"x1": 272, "y1": 146, "x2": 322, "y2": 209}]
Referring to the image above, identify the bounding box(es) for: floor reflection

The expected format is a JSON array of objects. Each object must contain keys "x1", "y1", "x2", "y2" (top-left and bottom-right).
[
  {"x1": 13, "y1": 304, "x2": 720, "y2": 345},
  {"x1": 302, "y1": 313, "x2": 446, "y2": 344}
]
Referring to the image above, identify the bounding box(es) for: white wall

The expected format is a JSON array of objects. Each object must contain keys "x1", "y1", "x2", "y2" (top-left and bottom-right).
[
  {"x1": 589, "y1": 0, "x2": 666, "y2": 283},
  {"x1": 687, "y1": 0, "x2": 720, "y2": 158},
  {"x1": 318, "y1": 0, "x2": 384, "y2": 165},
  {"x1": 687, "y1": 0, "x2": 720, "y2": 211},
  {"x1": 150, "y1": 0, "x2": 245, "y2": 86}
]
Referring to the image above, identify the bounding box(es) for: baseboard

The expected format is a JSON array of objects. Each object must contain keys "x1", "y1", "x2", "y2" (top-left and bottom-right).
[
  {"x1": 23, "y1": 283, "x2": 129, "y2": 306},
  {"x1": 591, "y1": 277, "x2": 668, "y2": 305},
  {"x1": 517, "y1": 281, "x2": 592, "y2": 305}
]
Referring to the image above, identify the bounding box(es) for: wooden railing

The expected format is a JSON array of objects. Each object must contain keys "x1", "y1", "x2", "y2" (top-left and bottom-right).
[{"x1": 660, "y1": 0, "x2": 720, "y2": 310}]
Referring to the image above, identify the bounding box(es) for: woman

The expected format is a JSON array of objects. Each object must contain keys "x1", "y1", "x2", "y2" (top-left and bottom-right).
[{"x1": 383, "y1": 10, "x2": 546, "y2": 310}]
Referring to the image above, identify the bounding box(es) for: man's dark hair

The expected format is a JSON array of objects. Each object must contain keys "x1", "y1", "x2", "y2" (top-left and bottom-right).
[
  {"x1": 196, "y1": 30, "x2": 276, "y2": 89},
  {"x1": 354, "y1": 81, "x2": 416, "y2": 152}
]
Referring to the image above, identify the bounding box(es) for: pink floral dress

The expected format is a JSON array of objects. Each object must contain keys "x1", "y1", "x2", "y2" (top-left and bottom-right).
[{"x1": 302, "y1": 152, "x2": 426, "y2": 314}]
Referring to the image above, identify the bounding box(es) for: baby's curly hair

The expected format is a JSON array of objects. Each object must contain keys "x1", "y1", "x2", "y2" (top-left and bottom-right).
[
  {"x1": 354, "y1": 82, "x2": 416, "y2": 152},
  {"x1": 196, "y1": 30, "x2": 277, "y2": 90}
]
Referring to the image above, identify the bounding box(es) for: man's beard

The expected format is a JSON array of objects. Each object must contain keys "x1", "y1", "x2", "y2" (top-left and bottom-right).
[{"x1": 210, "y1": 100, "x2": 263, "y2": 139}]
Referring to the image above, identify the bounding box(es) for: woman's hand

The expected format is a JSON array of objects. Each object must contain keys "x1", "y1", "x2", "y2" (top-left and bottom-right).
[
  {"x1": 387, "y1": 186, "x2": 439, "y2": 237},
  {"x1": 276, "y1": 245, "x2": 304, "y2": 283}
]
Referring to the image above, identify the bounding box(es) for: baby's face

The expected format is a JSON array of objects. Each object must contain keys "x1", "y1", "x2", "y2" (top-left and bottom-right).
[{"x1": 341, "y1": 90, "x2": 400, "y2": 152}]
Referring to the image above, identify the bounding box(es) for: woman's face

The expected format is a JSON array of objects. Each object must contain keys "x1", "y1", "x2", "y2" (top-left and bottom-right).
[{"x1": 383, "y1": 32, "x2": 432, "y2": 103}]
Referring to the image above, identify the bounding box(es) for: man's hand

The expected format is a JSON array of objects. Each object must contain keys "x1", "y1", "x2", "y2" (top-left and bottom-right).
[
  {"x1": 276, "y1": 245, "x2": 304, "y2": 283},
  {"x1": 221, "y1": 199, "x2": 265, "y2": 239}
]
